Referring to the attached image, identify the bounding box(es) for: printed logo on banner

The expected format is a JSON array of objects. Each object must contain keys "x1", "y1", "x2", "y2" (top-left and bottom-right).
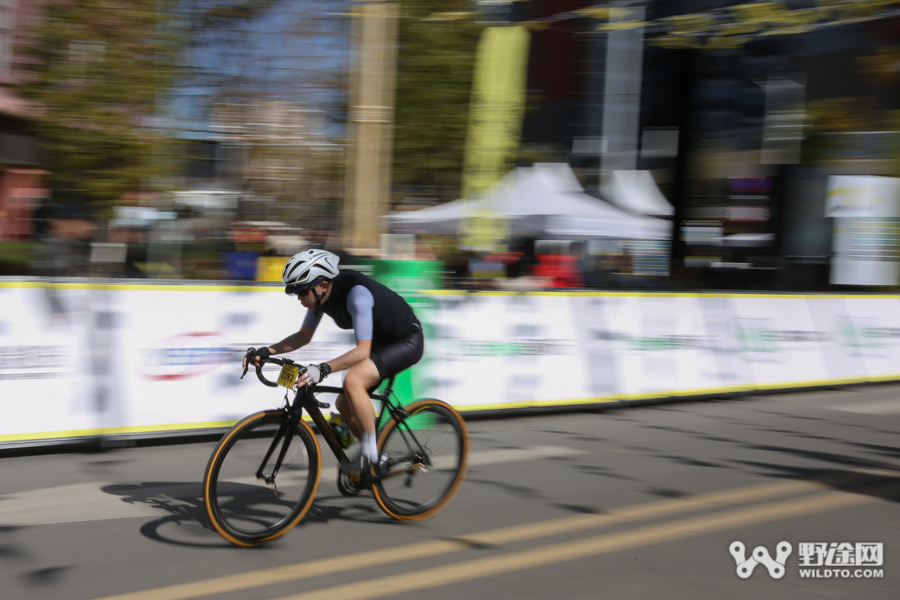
[
  {"x1": 835, "y1": 317, "x2": 897, "y2": 358},
  {"x1": 596, "y1": 331, "x2": 716, "y2": 353},
  {"x1": 730, "y1": 318, "x2": 781, "y2": 362},
  {"x1": 729, "y1": 318, "x2": 827, "y2": 363},
  {"x1": 139, "y1": 332, "x2": 236, "y2": 381},
  {"x1": 0, "y1": 345, "x2": 73, "y2": 380},
  {"x1": 442, "y1": 338, "x2": 575, "y2": 358}
]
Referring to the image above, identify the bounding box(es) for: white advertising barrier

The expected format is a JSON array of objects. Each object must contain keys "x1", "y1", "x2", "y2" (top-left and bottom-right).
[
  {"x1": 726, "y1": 295, "x2": 832, "y2": 390},
  {"x1": 3, "y1": 281, "x2": 900, "y2": 446},
  {"x1": 0, "y1": 284, "x2": 95, "y2": 438},
  {"x1": 422, "y1": 293, "x2": 587, "y2": 409},
  {"x1": 117, "y1": 285, "x2": 358, "y2": 430},
  {"x1": 421, "y1": 291, "x2": 900, "y2": 410},
  {"x1": 0, "y1": 282, "x2": 356, "y2": 445},
  {"x1": 568, "y1": 294, "x2": 745, "y2": 400}
]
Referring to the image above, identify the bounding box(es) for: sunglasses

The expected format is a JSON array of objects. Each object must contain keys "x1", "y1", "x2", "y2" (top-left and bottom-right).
[{"x1": 285, "y1": 280, "x2": 322, "y2": 297}]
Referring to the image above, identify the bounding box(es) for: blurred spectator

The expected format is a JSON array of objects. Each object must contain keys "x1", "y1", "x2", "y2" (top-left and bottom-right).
[
  {"x1": 570, "y1": 241, "x2": 592, "y2": 284},
  {"x1": 108, "y1": 223, "x2": 148, "y2": 278},
  {"x1": 415, "y1": 236, "x2": 439, "y2": 261},
  {"x1": 506, "y1": 237, "x2": 538, "y2": 279},
  {"x1": 466, "y1": 252, "x2": 505, "y2": 288},
  {"x1": 533, "y1": 252, "x2": 583, "y2": 289},
  {"x1": 31, "y1": 203, "x2": 96, "y2": 277}
]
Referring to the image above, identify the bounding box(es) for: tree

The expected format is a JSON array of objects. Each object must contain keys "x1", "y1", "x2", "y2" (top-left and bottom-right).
[
  {"x1": 392, "y1": 0, "x2": 481, "y2": 205},
  {"x1": 17, "y1": 0, "x2": 332, "y2": 210},
  {"x1": 18, "y1": 0, "x2": 184, "y2": 208}
]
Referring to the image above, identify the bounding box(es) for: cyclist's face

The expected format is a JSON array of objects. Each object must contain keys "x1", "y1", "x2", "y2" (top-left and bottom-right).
[{"x1": 299, "y1": 282, "x2": 323, "y2": 308}]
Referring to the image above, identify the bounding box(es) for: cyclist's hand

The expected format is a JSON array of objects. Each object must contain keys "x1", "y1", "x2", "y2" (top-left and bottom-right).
[
  {"x1": 296, "y1": 363, "x2": 324, "y2": 388},
  {"x1": 242, "y1": 346, "x2": 272, "y2": 370}
]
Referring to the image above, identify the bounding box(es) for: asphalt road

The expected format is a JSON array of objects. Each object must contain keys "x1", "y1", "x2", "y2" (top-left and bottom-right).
[{"x1": 1, "y1": 384, "x2": 900, "y2": 600}]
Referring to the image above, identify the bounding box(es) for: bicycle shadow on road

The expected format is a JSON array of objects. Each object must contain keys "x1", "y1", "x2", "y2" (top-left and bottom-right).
[{"x1": 100, "y1": 481, "x2": 394, "y2": 548}]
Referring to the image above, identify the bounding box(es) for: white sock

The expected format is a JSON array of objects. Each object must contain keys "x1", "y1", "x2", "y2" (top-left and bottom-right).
[{"x1": 361, "y1": 431, "x2": 378, "y2": 462}]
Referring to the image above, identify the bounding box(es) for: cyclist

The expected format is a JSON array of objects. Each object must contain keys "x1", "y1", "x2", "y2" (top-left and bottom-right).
[{"x1": 242, "y1": 249, "x2": 424, "y2": 481}]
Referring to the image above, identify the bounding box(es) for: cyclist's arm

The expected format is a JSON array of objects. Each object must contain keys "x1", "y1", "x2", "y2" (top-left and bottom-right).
[
  {"x1": 321, "y1": 285, "x2": 373, "y2": 373},
  {"x1": 269, "y1": 324, "x2": 316, "y2": 355},
  {"x1": 246, "y1": 310, "x2": 320, "y2": 368},
  {"x1": 268, "y1": 308, "x2": 320, "y2": 354}
]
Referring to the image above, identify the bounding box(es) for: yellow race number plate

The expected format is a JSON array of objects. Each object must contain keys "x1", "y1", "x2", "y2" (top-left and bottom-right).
[{"x1": 277, "y1": 364, "x2": 299, "y2": 389}]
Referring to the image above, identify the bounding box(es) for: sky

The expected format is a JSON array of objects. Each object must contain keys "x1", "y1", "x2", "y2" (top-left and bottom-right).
[{"x1": 169, "y1": 0, "x2": 352, "y2": 140}]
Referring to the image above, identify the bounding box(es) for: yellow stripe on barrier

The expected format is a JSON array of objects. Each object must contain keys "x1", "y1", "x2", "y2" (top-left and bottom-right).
[
  {"x1": 0, "y1": 420, "x2": 239, "y2": 443},
  {"x1": 866, "y1": 373, "x2": 900, "y2": 382},
  {"x1": 4, "y1": 280, "x2": 900, "y2": 301},
  {"x1": 671, "y1": 385, "x2": 755, "y2": 397},
  {"x1": 0, "y1": 415, "x2": 322, "y2": 444},
  {"x1": 754, "y1": 377, "x2": 874, "y2": 390},
  {"x1": 448, "y1": 375, "x2": 900, "y2": 414},
  {"x1": 0, "y1": 281, "x2": 283, "y2": 293},
  {"x1": 421, "y1": 289, "x2": 900, "y2": 300}
]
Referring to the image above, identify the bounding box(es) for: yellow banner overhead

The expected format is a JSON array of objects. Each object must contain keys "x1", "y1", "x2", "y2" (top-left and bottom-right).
[
  {"x1": 462, "y1": 26, "x2": 530, "y2": 200},
  {"x1": 460, "y1": 25, "x2": 530, "y2": 251}
]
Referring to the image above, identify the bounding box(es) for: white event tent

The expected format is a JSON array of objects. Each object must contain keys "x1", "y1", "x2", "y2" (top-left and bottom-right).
[{"x1": 386, "y1": 163, "x2": 672, "y2": 240}]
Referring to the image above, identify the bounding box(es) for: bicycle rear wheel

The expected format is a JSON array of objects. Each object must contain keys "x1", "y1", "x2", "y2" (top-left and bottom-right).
[
  {"x1": 203, "y1": 410, "x2": 321, "y2": 546},
  {"x1": 373, "y1": 399, "x2": 469, "y2": 520}
]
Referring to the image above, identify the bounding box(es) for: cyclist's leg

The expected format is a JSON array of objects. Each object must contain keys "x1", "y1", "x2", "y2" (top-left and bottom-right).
[
  {"x1": 369, "y1": 330, "x2": 425, "y2": 386},
  {"x1": 340, "y1": 360, "x2": 381, "y2": 438},
  {"x1": 342, "y1": 332, "x2": 423, "y2": 480}
]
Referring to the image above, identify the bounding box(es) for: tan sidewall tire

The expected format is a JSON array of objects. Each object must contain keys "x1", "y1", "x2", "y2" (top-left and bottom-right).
[{"x1": 373, "y1": 399, "x2": 469, "y2": 521}]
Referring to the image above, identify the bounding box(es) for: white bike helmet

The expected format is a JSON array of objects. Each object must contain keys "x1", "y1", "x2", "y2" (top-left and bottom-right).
[{"x1": 282, "y1": 249, "x2": 341, "y2": 286}]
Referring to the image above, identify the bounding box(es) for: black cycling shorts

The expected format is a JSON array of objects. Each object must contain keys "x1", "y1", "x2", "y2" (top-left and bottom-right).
[{"x1": 370, "y1": 328, "x2": 425, "y2": 383}]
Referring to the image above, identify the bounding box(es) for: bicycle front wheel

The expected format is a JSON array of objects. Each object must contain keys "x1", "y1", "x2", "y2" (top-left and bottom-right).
[
  {"x1": 203, "y1": 410, "x2": 321, "y2": 546},
  {"x1": 373, "y1": 399, "x2": 469, "y2": 520}
]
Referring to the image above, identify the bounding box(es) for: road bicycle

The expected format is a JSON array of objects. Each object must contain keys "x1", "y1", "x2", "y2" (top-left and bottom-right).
[{"x1": 202, "y1": 352, "x2": 470, "y2": 547}]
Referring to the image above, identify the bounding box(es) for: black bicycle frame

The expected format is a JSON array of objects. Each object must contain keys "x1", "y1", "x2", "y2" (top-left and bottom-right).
[
  {"x1": 304, "y1": 376, "x2": 406, "y2": 460},
  {"x1": 254, "y1": 373, "x2": 430, "y2": 483}
]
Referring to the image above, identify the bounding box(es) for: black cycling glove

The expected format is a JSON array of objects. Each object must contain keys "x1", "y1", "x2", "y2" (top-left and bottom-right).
[{"x1": 245, "y1": 347, "x2": 271, "y2": 364}]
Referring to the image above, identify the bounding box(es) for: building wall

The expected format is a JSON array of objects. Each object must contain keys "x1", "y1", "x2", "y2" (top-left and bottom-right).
[
  {"x1": 0, "y1": 168, "x2": 46, "y2": 239},
  {"x1": 0, "y1": 0, "x2": 44, "y2": 241}
]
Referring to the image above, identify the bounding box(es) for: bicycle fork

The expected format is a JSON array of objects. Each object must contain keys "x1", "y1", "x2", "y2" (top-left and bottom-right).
[{"x1": 255, "y1": 411, "x2": 301, "y2": 492}]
